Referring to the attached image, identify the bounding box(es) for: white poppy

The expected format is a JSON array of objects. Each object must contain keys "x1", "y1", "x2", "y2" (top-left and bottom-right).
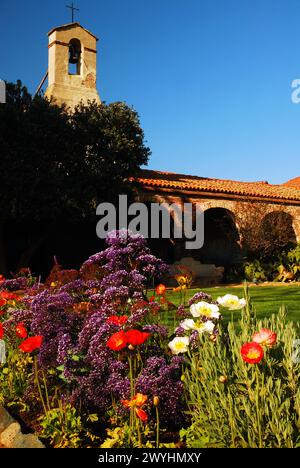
[
  {"x1": 168, "y1": 336, "x2": 190, "y2": 355},
  {"x1": 180, "y1": 319, "x2": 215, "y2": 334},
  {"x1": 180, "y1": 319, "x2": 196, "y2": 331},
  {"x1": 217, "y1": 294, "x2": 246, "y2": 310},
  {"x1": 190, "y1": 301, "x2": 220, "y2": 319}
]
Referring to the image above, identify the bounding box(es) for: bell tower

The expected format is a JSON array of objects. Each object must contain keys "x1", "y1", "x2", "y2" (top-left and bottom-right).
[{"x1": 45, "y1": 22, "x2": 101, "y2": 109}]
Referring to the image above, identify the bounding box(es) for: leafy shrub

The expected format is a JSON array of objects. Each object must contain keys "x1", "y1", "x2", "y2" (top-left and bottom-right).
[
  {"x1": 244, "y1": 259, "x2": 269, "y2": 282},
  {"x1": 243, "y1": 244, "x2": 300, "y2": 283}
]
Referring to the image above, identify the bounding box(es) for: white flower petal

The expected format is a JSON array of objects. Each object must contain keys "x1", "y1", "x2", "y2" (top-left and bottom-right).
[
  {"x1": 168, "y1": 336, "x2": 190, "y2": 355},
  {"x1": 180, "y1": 319, "x2": 196, "y2": 330},
  {"x1": 217, "y1": 294, "x2": 246, "y2": 310},
  {"x1": 190, "y1": 301, "x2": 220, "y2": 319}
]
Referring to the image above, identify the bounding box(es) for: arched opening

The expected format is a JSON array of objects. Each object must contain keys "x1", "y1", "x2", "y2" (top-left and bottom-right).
[
  {"x1": 199, "y1": 208, "x2": 241, "y2": 267},
  {"x1": 135, "y1": 200, "x2": 176, "y2": 264},
  {"x1": 259, "y1": 211, "x2": 296, "y2": 258},
  {"x1": 68, "y1": 39, "x2": 81, "y2": 75}
]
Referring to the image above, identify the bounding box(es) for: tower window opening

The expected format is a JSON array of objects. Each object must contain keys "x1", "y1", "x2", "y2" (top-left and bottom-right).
[{"x1": 68, "y1": 39, "x2": 81, "y2": 75}]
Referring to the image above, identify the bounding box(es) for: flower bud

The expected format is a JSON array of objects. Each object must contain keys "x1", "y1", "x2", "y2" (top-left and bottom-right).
[
  {"x1": 153, "y1": 396, "x2": 160, "y2": 407},
  {"x1": 128, "y1": 344, "x2": 135, "y2": 351},
  {"x1": 219, "y1": 375, "x2": 228, "y2": 384},
  {"x1": 180, "y1": 374, "x2": 185, "y2": 382}
]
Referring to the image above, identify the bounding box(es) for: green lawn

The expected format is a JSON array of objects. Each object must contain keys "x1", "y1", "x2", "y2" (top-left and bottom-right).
[{"x1": 155, "y1": 285, "x2": 300, "y2": 327}]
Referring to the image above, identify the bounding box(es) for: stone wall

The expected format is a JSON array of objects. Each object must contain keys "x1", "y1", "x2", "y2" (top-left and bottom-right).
[
  {"x1": 137, "y1": 189, "x2": 300, "y2": 262},
  {"x1": 0, "y1": 406, "x2": 44, "y2": 449}
]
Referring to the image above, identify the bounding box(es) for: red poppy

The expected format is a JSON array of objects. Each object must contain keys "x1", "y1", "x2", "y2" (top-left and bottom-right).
[
  {"x1": 125, "y1": 329, "x2": 151, "y2": 346},
  {"x1": 0, "y1": 323, "x2": 4, "y2": 339},
  {"x1": 0, "y1": 291, "x2": 19, "y2": 301},
  {"x1": 155, "y1": 284, "x2": 166, "y2": 296},
  {"x1": 122, "y1": 393, "x2": 148, "y2": 408},
  {"x1": 122, "y1": 393, "x2": 148, "y2": 422},
  {"x1": 107, "y1": 315, "x2": 128, "y2": 326},
  {"x1": 149, "y1": 295, "x2": 156, "y2": 303},
  {"x1": 0, "y1": 298, "x2": 7, "y2": 307},
  {"x1": 0, "y1": 275, "x2": 5, "y2": 283},
  {"x1": 135, "y1": 407, "x2": 148, "y2": 422},
  {"x1": 16, "y1": 323, "x2": 28, "y2": 339},
  {"x1": 107, "y1": 330, "x2": 128, "y2": 351},
  {"x1": 19, "y1": 335, "x2": 43, "y2": 353},
  {"x1": 241, "y1": 342, "x2": 264, "y2": 364}
]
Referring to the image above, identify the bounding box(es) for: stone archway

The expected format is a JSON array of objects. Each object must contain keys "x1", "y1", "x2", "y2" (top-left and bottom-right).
[{"x1": 198, "y1": 207, "x2": 242, "y2": 267}]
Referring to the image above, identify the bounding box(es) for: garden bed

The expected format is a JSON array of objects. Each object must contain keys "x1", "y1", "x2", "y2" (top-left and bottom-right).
[{"x1": 0, "y1": 231, "x2": 299, "y2": 448}]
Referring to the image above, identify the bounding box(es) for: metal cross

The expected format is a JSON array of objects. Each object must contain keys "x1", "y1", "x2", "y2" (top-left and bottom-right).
[{"x1": 66, "y1": 2, "x2": 79, "y2": 23}]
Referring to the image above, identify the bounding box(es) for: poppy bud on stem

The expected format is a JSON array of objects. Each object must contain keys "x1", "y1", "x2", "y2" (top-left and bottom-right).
[{"x1": 219, "y1": 375, "x2": 228, "y2": 384}]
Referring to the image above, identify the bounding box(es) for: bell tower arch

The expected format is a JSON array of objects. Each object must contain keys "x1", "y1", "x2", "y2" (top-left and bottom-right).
[{"x1": 45, "y1": 22, "x2": 101, "y2": 110}]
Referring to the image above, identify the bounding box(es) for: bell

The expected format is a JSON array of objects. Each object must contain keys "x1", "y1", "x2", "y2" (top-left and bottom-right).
[{"x1": 69, "y1": 44, "x2": 80, "y2": 64}]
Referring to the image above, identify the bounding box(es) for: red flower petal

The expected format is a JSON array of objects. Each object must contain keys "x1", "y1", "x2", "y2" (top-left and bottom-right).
[
  {"x1": 135, "y1": 407, "x2": 148, "y2": 422},
  {"x1": 19, "y1": 336, "x2": 43, "y2": 353},
  {"x1": 241, "y1": 342, "x2": 264, "y2": 364},
  {"x1": 0, "y1": 323, "x2": 4, "y2": 339},
  {"x1": 155, "y1": 284, "x2": 166, "y2": 296},
  {"x1": 125, "y1": 329, "x2": 151, "y2": 346},
  {"x1": 107, "y1": 315, "x2": 128, "y2": 326},
  {"x1": 0, "y1": 291, "x2": 19, "y2": 301},
  {"x1": 16, "y1": 323, "x2": 28, "y2": 339},
  {"x1": 107, "y1": 330, "x2": 128, "y2": 351}
]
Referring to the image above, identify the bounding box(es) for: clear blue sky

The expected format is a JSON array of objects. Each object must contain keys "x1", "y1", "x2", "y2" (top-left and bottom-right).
[{"x1": 1, "y1": 0, "x2": 300, "y2": 184}]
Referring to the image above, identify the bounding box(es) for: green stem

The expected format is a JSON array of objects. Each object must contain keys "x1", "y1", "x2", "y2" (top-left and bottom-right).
[
  {"x1": 42, "y1": 370, "x2": 51, "y2": 412},
  {"x1": 34, "y1": 355, "x2": 47, "y2": 416},
  {"x1": 128, "y1": 354, "x2": 134, "y2": 446},
  {"x1": 155, "y1": 406, "x2": 160, "y2": 448},
  {"x1": 255, "y1": 365, "x2": 262, "y2": 448},
  {"x1": 137, "y1": 416, "x2": 142, "y2": 448}
]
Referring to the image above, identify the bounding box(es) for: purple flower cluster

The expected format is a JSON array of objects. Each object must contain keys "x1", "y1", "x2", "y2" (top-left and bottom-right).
[
  {"x1": 136, "y1": 356, "x2": 186, "y2": 427},
  {"x1": 8, "y1": 230, "x2": 187, "y2": 426},
  {"x1": 29, "y1": 290, "x2": 81, "y2": 367},
  {"x1": 81, "y1": 230, "x2": 167, "y2": 283},
  {"x1": 188, "y1": 291, "x2": 213, "y2": 306},
  {"x1": 0, "y1": 276, "x2": 31, "y2": 291},
  {"x1": 176, "y1": 304, "x2": 190, "y2": 319}
]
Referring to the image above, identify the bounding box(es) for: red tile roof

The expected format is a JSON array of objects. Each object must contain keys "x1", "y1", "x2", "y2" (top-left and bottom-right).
[
  {"x1": 136, "y1": 170, "x2": 300, "y2": 202},
  {"x1": 284, "y1": 177, "x2": 300, "y2": 188}
]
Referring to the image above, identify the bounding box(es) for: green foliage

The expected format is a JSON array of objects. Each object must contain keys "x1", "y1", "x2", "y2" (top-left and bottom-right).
[
  {"x1": 0, "y1": 81, "x2": 150, "y2": 272},
  {"x1": 276, "y1": 244, "x2": 300, "y2": 280},
  {"x1": 182, "y1": 289, "x2": 300, "y2": 448},
  {"x1": 0, "y1": 345, "x2": 32, "y2": 407},
  {"x1": 100, "y1": 426, "x2": 130, "y2": 448},
  {"x1": 39, "y1": 402, "x2": 100, "y2": 448},
  {"x1": 39, "y1": 403, "x2": 83, "y2": 448},
  {"x1": 244, "y1": 259, "x2": 269, "y2": 282},
  {"x1": 243, "y1": 244, "x2": 300, "y2": 282},
  {"x1": 0, "y1": 81, "x2": 150, "y2": 223}
]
